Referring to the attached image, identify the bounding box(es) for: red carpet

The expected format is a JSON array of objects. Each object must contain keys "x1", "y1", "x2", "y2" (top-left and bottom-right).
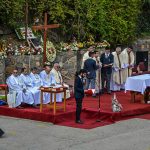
[{"x1": 0, "y1": 92, "x2": 150, "y2": 129}]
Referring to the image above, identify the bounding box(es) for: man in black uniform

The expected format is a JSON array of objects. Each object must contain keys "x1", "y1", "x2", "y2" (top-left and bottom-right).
[
  {"x1": 74, "y1": 69, "x2": 87, "y2": 124},
  {"x1": 100, "y1": 47, "x2": 114, "y2": 94}
]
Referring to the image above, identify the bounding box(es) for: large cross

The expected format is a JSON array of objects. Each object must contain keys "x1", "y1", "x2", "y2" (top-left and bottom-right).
[{"x1": 32, "y1": 12, "x2": 60, "y2": 64}]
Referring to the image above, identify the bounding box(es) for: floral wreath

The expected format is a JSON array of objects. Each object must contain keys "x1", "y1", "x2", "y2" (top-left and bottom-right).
[{"x1": 46, "y1": 41, "x2": 56, "y2": 62}]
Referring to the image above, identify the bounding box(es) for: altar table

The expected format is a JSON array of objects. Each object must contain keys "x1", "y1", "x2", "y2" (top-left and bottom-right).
[
  {"x1": 40, "y1": 86, "x2": 67, "y2": 114},
  {"x1": 125, "y1": 74, "x2": 150, "y2": 103}
]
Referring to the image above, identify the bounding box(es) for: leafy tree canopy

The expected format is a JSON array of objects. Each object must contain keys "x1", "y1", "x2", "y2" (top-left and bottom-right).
[{"x1": 0, "y1": 0, "x2": 142, "y2": 45}]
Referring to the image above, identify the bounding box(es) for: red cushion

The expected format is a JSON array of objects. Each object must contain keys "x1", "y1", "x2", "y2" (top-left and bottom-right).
[
  {"x1": 84, "y1": 89, "x2": 94, "y2": 95},
  {"x1": 0, "y1": 84, "x2": 8, "y2": 87}
]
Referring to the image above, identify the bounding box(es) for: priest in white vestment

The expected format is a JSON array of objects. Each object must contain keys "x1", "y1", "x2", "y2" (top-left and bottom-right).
[
  {"x1": 81, "y1": 46, "x2": 94, "y2": 69},
  {"x1": 19, "y1": 67, "x2": 40, "y2": 105},
  {"x1": 121, "y1": 46, "x2": 135, "y2": 84},
  {"x1": 51, "y1": 63, "x2": 70, "y2": 99},
  {"x1": 29, "y1": 67, "x2": 43, "y2": 88},
  {"x1": 6, "y1": 67, "x2": 34, "y2": 108},
  {"x1": 110, "y1": 47, "x2": 124, "y2": 91},
  {"x1": 40, "y1": 64, "x2": 62, "y2": 103}
]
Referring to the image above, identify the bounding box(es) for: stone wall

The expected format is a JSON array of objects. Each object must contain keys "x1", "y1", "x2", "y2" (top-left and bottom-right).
[
  {"x1": 133, "y1": 38, "x2": 150, "y2": 71},
  {"x1": 0, "y1": 50, "x2": 78, "y2": 84}
]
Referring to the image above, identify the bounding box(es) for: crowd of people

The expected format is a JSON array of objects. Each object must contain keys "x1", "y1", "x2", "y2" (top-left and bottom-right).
[
  {"x1": 6, "y1": 63, "x2": 70, "y2": 108},
  {"x1": 6, "y1": 45, "x2": 135, "y2": 108},
  {"x1": 81, "y1": 45, "x2": 135, "y2": 96}
]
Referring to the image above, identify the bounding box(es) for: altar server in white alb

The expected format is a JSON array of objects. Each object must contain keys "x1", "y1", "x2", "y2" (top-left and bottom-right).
[
  {"x1": 121, "y1": 46, "x2": 135, "y2": 84},
  {"x1": 40, "y1": 63, "x2": 62, "y2": 102},
  {"x1": 19, "y1": 67, "x2": 40, "y2": 105},
  {"x1": 6, "y1": 67, "x2": 34, "y2": 108},
  {"x1": 110, "y1": 47, "x2": 124, "y2": 91},
  {"x1": 51, "y1": 63, "x2": 70, "y2": 99}
]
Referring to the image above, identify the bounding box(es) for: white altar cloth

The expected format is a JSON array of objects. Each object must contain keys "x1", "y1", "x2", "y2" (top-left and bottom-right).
[{"x1": 125, "y1": 74, "x2": 150, "y2": 94}]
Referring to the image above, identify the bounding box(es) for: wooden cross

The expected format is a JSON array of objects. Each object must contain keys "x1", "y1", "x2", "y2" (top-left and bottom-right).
[{"x1": 32, "y1": 12, "x2": 60, "y2": 64}]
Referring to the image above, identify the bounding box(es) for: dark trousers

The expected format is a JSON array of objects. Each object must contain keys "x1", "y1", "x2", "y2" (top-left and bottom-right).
[
  {"x1": 101, "y1": 72, "x2": 111, "y2": 92},
  {"x1": 75, "y1": 98, "x2": 83, "y2": 121}
]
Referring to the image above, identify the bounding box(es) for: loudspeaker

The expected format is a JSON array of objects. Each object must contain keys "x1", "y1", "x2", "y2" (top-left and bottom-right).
[{"x1": 0, "y1": 129, "x2": 4, "y2": 137}]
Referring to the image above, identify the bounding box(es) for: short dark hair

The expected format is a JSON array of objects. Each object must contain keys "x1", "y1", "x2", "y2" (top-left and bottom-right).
[
  {"x1": 94, "y1": 50, "x2": 98, "y2": 54},
  {"x1": 31, "y1": 67, "x2": 37, "y2": 71},
  {"x1": 88, "y1": 51, "x2": 95, "y2": 57},
  {"x1": 75, "y1": 69, "x2": 87, "y2": 77},
  {"x1": 128, "y1": 45, "x2": 133, "y2": 50},
  {"x1": 105, "y1": 46, "x2": 110, "y2": 50},
  {"x1": 21, "y1": 67, "x2": 26, "y2": 73}
]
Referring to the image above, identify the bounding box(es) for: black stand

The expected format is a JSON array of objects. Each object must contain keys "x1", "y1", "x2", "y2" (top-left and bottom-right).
[
  {"x1": 96, "y1": 68, "x2": 103, "y2": 122},
  {"x1": 95, "y1": 68, "x2": 114, "y2": 123}
]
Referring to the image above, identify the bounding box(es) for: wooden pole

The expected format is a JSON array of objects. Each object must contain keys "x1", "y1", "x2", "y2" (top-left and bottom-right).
[
  {"x1": 25, "y1": 0, "x2": 28, "y2": 41},
  {"x1": 43, "y1": 13, "x2": 47, "y2": 64}
]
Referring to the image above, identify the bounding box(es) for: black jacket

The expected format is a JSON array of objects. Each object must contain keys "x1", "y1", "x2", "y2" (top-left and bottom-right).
[
  {"x1": 74, "y1": 76, "x2": 84, "y2": 99},
  {"x1": 100, "y1": 53, "x2": 114, "y2": 74},
  {"x1": 84, "y1": 58, "x2": 98, "y2": 79}
]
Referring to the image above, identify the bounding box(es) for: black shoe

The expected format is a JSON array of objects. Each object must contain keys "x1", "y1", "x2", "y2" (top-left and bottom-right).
[
  {"x1": 100, "y1": 89, "x2": 104, "y2": 94},
  {"x1": 0, "y1": 129, "x2": 4, "y2": 137},
  {"x1": 107, "y1": 91, "x2": 111, "y2": 94},
  {"x1": 92, "y1": 94, "x2": 97, "y2": 98},
  {"x1": 75, "y1": 120, "x2": 84, "y2": 124}
]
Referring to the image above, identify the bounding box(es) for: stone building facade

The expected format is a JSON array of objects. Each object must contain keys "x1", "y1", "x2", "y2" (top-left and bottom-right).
[{"x1": 133, "y1": 38, "x2": 150, "y2": 71}]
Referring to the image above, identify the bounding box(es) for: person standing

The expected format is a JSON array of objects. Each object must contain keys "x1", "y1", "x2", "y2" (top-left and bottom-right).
[
  {"x1": 40, "y1": 63, "x2": 62, "y2": 103},
  {"x1": 81, "y1": 46, "x2": 94, "y2": 69},
  {"x1": 74, "y1": 69, "x2": 87, "y2": 124},
  {"x1": 84, "y1": 51, "x2": 99, "y2": 97},
  {"x1": 110, "y1": 47, "x2": 124, "y2": 91},
  {"x1": 93, "y1": 50, "x2": 102, "y2": 94},
  {"x1": 51, "y1": 63, "x2": 70, "y2": 99},
  {"x1": 100, "y1": 47, "x2": 114, "y2": 94},
  {"x1": 121, "y1": 46, "x2": 135, "y2": 84}
]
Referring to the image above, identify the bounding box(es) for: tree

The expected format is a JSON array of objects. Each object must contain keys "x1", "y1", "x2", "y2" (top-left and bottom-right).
[{"x1": 0, "y1": 0, "x2": 142, "y2": 45}]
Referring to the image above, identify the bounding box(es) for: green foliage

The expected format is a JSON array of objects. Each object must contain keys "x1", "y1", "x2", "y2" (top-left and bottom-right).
[{"x1": 0, "y1": 0, "x2": 142, "y2": 45}]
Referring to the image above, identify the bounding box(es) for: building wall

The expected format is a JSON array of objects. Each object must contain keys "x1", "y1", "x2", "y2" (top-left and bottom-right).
[{"x1": 133, "y1": 38, "x2": 150, "y2": 71}]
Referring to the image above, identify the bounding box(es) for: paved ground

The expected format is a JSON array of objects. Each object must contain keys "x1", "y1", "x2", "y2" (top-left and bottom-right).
[{"x1": 0, "y1": 116, "x2": 150, "y2": 150}]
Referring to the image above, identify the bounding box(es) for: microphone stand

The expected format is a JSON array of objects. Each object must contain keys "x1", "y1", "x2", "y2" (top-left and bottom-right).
[
  {"x1": 96, "y1": 67, "x2": 102, "y2": 122},
  {"x1": 95, "y1": 65, "x2": 115, "y2": 124}
]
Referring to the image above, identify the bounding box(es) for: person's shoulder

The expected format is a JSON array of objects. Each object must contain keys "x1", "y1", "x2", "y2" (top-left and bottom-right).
[
  {"x1": 110, "y1": 53, "x2": 114, "y2": 57},
  {"x1": 112, "y1": 51, "x2": 116, "y2": 55},
  {"x1": 101, "y1": 53, "x2": 105, "y2": 57},
  {"x1": 40, "y1": 70, "x2": 45, "y2": 74}
]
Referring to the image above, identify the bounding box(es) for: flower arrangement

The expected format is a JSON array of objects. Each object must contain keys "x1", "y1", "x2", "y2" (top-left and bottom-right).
[
  {"x1": 46, "y1": 41, "x2": 56, "y2": 62},
  {"x1": 15, "y1": 27, "x2": 36, "y2": 40},
  {"x1": 95, "y1": 40, "x2": 110, "y2": 48}
]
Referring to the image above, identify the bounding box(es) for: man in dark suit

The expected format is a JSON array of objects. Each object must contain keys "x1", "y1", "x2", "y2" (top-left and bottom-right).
[
  {"x1": 84, "y1": 51, "x2": 99, "y2": 97},
  {"x1": 74, "y1": 69, "x2": 87, "y2": 124},
  {"x1": 100, "y1": 47, "x2": 114, "y2": 94}
]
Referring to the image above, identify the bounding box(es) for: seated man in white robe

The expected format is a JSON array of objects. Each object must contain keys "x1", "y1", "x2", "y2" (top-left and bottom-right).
[
  {"x1": 110, "y1": 47, "x2": 124, "y2": 91},
  {"x1": 6, "y1": 67, "x2": 34, "y2": 108},
  {"x1": 29, "y1": 67, "x2": 43, "y2": 88},
  {"x1": 51, "y1": 63, "x2": 70, "y2": 99},
  {"x1": 40, "y1": 63, "x2": 62, "y2": 103},
  {"x1": 19, "y1": 67, "x2": 40, "y2": 105}
]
